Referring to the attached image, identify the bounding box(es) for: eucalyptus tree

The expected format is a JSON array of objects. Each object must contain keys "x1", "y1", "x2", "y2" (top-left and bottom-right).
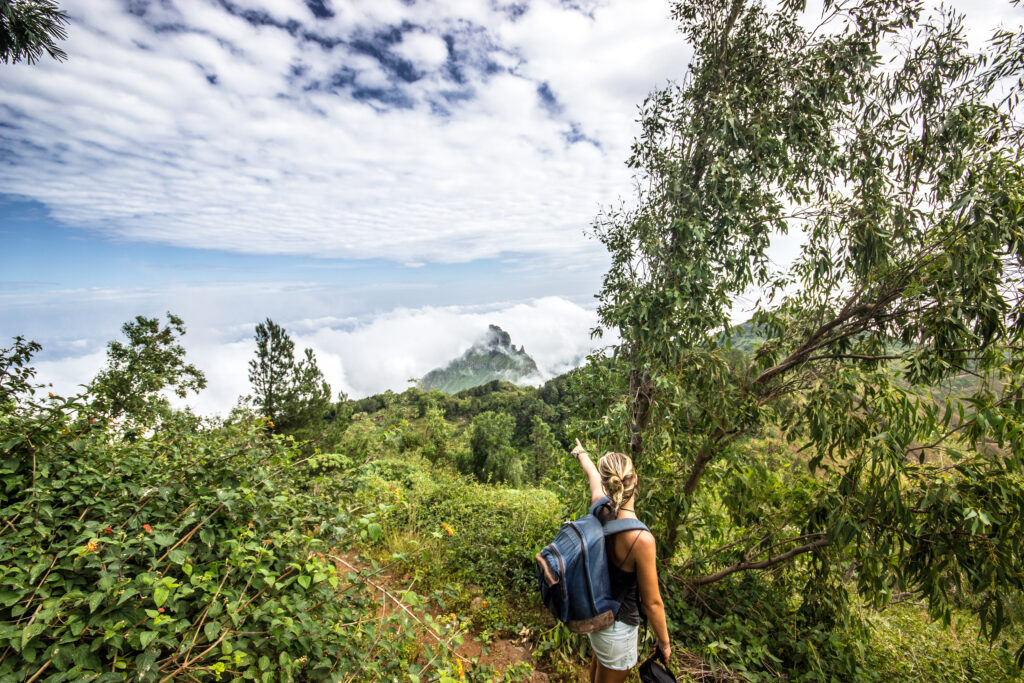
[{"x1": 593, "y1": 0, "x2": 1024, "y2": 640}]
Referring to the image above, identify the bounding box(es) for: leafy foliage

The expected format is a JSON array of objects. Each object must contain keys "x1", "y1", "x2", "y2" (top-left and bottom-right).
[
  {"x1": 466, "y1": 411, "x2": 524, "y2": 486},
  {"x1": 0, "y1": 342, "x2": 472, "y2": 681},
  {"x1": 0, "y1": 336, "x2": 41, "y2": 408},
  {"x1": 350, "y1": 454, "x2": 562, "y2": 598},
  {"x1": 591, "y1": 0, "x2": 1024, "y2": 643},
  {"x1": 247, "y1": 319, "x2": 332, "y2": 434},
  {"x1": 89, "y1": 313, "x2": 206, "y2": 425},
  {"x1": 0, "y1": 0, "x2": 68, "y2": 65}
]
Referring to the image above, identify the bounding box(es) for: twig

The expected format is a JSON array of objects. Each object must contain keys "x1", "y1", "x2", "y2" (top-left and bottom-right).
[
  {"x1": 158, "y1": 631, "x2": 229, "y2": 683},
  {"x1": 25, "y1": 659, "x2": 51, "y2": 683},
  {"x1": 235, "y1": 568, "x2": 295, "y2": 614},
  {"x1": 327, "y1": 553, "x2": 470, "y2": 664},
  {"x1": 187, "y1": 567, "x2": 232, "y2": 650},
  {"x1": 153, "y1": 503, "x2": 225, "y2": 569}
]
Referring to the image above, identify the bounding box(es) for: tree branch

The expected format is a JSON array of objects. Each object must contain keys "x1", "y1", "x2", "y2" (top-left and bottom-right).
[{"x1": 686, "y1": 536, "x2": 829, "y2": 586}]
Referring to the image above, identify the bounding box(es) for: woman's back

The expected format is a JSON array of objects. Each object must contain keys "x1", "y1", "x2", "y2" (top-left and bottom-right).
[{"x1": 608, "y1": 528, "x2": 644, "y2": 572}]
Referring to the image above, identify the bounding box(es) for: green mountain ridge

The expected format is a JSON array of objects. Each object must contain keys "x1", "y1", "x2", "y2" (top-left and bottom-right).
[{"x1": 418, "y1": 324, "x2": 540, "y2": 393}]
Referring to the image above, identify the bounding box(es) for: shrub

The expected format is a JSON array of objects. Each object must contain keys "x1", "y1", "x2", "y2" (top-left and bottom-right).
[
  {"x1": 351, "y1": 456, "x2": 561, "y2": 597},
  {"x1": 0, "y1": 366, "x2": 428, "y2": 680}
]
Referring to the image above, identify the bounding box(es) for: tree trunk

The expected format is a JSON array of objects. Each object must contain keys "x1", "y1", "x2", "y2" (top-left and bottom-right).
[{"x1": 628, "y1": 368, "x2": 654, "y2": 460}]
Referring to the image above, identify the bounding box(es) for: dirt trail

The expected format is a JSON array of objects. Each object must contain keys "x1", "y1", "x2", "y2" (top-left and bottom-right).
[{"x1": 331, "y1": 551, "x2": 551, "y2": 682}]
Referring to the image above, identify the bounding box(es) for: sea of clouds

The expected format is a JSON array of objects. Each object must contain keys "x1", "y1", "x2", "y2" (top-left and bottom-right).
[{"x1": 30, "y1": 296, "x2": 608, "y2": 417}]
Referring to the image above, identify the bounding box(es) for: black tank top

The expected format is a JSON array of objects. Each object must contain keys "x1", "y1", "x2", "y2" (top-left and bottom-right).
[{"x1": 607, "y1": 537, "x2": 642, "y2": 625}]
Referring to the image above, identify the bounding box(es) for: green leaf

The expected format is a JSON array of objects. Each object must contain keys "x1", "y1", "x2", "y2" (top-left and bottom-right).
[
  {"x1": 152, "y1": 532, "x2": 176, "y2": 547},
  {"x1": 21, "y1": 621, "x2": 44, "y2": 649},
  {"x1": 139, "y1": 630, "x2": 158, "y2": 649},
  {"x1": 204, "y1": 621, "x2": 220, "y2": 642},
  {"x1": 0, "y1": 436, "x2": 24, "y2": 452},
  {"x1": 0, "y1": 590, "x2": 22, "y2": 607},
  {"x1": 89, "y1": 592, "x2": 105, "y2": 613},
  {"x1": 135, "y1": 651, "x2": 158, "y2": 676},
  {"x1": 153, "y1": 586, "x2": 169, "y2": 607},
  {"x1": 297, "y1": 575, "x2": 311, "y2": 589}
]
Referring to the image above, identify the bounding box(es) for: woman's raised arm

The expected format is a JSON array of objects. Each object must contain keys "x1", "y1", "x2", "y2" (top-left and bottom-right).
[{"x1": 571, "y1": 438, "x2": 605, "y2": 504}]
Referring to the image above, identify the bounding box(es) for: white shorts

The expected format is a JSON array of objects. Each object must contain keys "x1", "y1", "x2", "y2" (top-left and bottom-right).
[{"x1": 587, "y1": 620, "x2": 639, "y2": 670}]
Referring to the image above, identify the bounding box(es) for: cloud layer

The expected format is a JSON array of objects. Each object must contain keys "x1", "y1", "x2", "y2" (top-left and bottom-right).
[
  {"x1": 31, "y1": 296, "x2": 606, "y2": 416},
  {"x1": 0, "y1": 0, "x2": 693, "y2": 265}
]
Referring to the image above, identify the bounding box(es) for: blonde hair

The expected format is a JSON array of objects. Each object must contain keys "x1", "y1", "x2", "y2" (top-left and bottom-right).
[{"x1": 598, "y1": 452, "x2": 637, "y2": 513}]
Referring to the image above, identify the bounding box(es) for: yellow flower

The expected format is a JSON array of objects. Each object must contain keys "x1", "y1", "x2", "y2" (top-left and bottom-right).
[
  {"x1": 441, "y1": 522, "x2": 454, "y2": 536},
  {"x1": 86, "y1": 540, "x2": 98, "y2": 553}
]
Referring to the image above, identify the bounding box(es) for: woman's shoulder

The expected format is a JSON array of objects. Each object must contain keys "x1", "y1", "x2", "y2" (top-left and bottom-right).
[{"x1": 630, "y1": 526, "x2": 657, "y2": 555}]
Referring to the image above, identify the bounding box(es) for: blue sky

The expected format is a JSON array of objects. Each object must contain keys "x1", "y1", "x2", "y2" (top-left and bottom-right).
[{"x1": 1, "y1": 0, "x2": 1020, "y2": 412}]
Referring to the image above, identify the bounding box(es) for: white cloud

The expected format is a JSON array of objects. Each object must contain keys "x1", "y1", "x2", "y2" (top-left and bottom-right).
[
  {"x1": 32, "y1": 296, "x2": 606, "y2": 417},
  {"x1": 393, "y1": 30, "x2": 450, "y2": 70},
  {"x1": 5, "y1": 0, "x2": 1013, "y2": 271},
  {"x1": 288, "y1": 296, "x2": 604, "y2": 400},
  {"x1": 32, "y1": 350, "x2": 107, "y2": 399},
  {"x1": 0, "y1": 0, "x2": 693, "y2": 266}
]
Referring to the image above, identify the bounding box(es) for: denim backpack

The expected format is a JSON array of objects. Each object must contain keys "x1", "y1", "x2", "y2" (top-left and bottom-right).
[{"x1": 535, "y1": 496, "x2": 649, "y2": 633}]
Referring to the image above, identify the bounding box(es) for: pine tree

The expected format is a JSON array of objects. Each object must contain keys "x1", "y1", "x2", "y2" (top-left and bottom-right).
[
  {"x1": 247, "y1": 319, "x2": 332, "y2": 432},
  {"x1": 248, "y1": 319, "x2": 294, "y2": 425}
]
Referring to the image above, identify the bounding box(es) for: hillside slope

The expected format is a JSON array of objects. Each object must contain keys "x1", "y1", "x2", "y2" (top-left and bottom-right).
[{"x1": 419, "y1": 325, "x2": 540, "y2": 393}]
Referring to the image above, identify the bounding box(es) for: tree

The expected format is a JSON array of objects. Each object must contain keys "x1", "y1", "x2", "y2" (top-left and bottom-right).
[
  {"x1": 1, "y1": 0, "x2": 68, "y2": 64},
  {"x1": 593, "y1": 0, "x2": 1024, "y2": 640},
  {"x1": 286, "y1": 347, "x2": 332, "y2": 429},
  {"x1": 0, "y1": 336, "x2": 41, "y2": 409},
  {"x1": 528, "y1": 415, "x2": 559, "y2": 484},
  {"x1": 466, "y1": 411, "x2": 523, "y2": 486},
  {"x1": 422, "y1": 403, "x2": 453, "y2": 463},
  {"x1": 247, "y1": 319, "x2": 331, "y2": 432},
  {"x1": 248, "y1": 319, "x2": 295, "y2": 425},
  {"x1": 90, "y1": 313, "x2": 206, "y2": 422}
]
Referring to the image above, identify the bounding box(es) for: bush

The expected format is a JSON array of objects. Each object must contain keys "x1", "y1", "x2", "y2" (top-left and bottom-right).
[
  {"x1": 351, "y1": 456, "x2": 562, "y2": 597},
  {"x1": 0, "y1": 370, "x2": 427, "y2": 680}
]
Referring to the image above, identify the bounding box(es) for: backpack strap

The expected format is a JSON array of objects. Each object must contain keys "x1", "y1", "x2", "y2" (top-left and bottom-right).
[
  {"x1": 603, "y1": 519, "x2": 650, "y2": 569},
  {"x1": 602, "y1": 519, "x2": 649, "y2": 536},
  {"x1": 589, "y1": 496, "x2": 613, "y2": 519}
]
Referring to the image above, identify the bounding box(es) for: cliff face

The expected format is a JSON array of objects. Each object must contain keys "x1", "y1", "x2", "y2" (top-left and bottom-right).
[{"x1": 418, "y1": 325, "x2": 540, "y2": 393}]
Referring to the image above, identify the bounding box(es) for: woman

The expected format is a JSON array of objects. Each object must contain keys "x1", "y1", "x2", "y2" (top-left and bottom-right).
[{"x1": 571, "y1": 439, "x2": 672, "y2": 683}]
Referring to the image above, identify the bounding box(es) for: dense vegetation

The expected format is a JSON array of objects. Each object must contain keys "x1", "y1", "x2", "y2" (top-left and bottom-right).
[
  {"x1": 4, "y1": 0, "x2": 1024, "y2": 679},
  {"x1": 2, "y1": 318, "x2": 1022, "y2": 680}
]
